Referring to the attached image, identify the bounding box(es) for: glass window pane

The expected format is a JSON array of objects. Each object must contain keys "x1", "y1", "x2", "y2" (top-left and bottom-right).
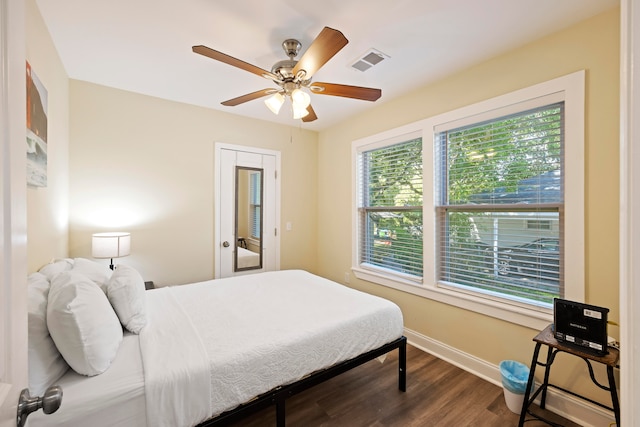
[
  {"x1": 361, "y1": 138, "x2": 423, "y2": 208},
  {"x1": 358, "y1": 137, "x2": 423, "y2": 279},
  {"x1": 361, "y1": 209, "x2": 423, "y2": 277},
  {"x1": 436, "y1": 102, "x2": 564, "y2": 307},
  {"x1": 439, "y1": 211, "x2": 561, "y2": 306},
  {"x1": 443, "y1": 104, "x2": 563, "y2": 205}
]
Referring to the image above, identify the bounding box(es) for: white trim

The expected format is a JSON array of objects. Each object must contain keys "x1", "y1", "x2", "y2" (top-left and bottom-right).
[
  {"x1": 404, "y1": 327, "x2": 615, "y2": 427},
  {"x1": 352, "y1": 71, "x2": 585, "y2": 330},
  {"x1": 0, "y1": 0, "x2": 27, "y2": 421},
  {"x1": 432, "y1": 91, "x2": 566, "y2": 133},
  {"x1": 0, "y1": 0, "x2": 8, "y2": 385},
  {"x1": 620, "y1": 1, "x2": 638, "y2": 425}
]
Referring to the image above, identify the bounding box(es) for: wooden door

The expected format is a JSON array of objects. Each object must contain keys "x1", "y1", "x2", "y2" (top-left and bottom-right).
[{"x1": 215, "y1": 144, "x2": 280, "y2": 278}]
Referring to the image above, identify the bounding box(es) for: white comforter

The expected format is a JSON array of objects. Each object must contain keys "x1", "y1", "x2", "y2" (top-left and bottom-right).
[
  {"x1": 237, "y1": 247, "x2": 260, "y2": 268},
  {"x1": 139, "y1": 270, "x2": 404, "y2": 427}
]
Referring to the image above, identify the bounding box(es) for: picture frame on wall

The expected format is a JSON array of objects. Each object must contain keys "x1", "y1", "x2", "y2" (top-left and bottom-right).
[{"x1": 26, "y1": 61, "x2": 48, "y2": 187}]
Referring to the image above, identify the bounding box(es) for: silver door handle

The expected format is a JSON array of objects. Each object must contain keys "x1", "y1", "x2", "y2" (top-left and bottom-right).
[
  {"x1": 222, "y1": 241, "x2": 230, "y2": 247},
  {"x1": 17, "y1": 385, "x2": 63, "y2": 427}
]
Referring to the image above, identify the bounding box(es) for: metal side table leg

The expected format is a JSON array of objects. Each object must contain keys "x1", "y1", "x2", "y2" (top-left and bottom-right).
[
  {"x1": 607, "y1": 365, "x2": 620, "y2": 427},
  {"x1": 518, "y1": 343, "x2": 541, "y2": 427},
  {"x1": 539, "y1": 346, "x2": 554, "y2": 410}
]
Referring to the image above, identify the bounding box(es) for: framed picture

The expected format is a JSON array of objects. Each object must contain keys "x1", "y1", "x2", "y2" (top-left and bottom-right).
[{"x1": 26, "y1": 61, "x2": 48, "y2": 187}]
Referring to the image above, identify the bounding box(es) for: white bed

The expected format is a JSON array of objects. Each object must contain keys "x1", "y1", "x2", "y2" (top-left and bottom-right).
[
  {"x1": 236, "y1": 246, "x2": 260, "y2": 269},
  {"x1": 28, "y1": 267, "x2": 404, "y2": 427}
]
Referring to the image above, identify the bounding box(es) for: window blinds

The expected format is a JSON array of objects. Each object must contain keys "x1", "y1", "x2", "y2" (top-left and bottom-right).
[
  {"x1": 357, "y1": 138, "x2": 423, "y2": 279},
  {"x1": 250, "y1": 172, "x2": 261, "y2": 239},
  {"x1": 435, "y1": 103, "x2": 564, "y2": 305}
]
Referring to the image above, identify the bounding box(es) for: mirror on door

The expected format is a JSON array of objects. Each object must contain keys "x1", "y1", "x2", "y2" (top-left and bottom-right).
[{"x1": 235, "y1": 166, "x2": 263, "y2": 271}]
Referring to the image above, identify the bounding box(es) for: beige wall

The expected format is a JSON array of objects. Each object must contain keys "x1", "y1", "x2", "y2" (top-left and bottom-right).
[
  {"x1": 317, "y1": 8, "x2": 620, "y2": 404},
  {"x1": 25, "y1": 0, "x2": 70, "y2": 272},
  {"x1": 67, "y1": 81, "x2": 318, "y2": 286}
]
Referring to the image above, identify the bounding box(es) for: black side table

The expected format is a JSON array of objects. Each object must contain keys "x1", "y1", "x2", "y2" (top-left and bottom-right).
[{"x1": 518, "y1": 324, "x2": 620, "y2": 427}]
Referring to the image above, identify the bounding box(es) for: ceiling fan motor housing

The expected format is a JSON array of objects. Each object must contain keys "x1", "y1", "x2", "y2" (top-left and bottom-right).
[
  {"x1": 282, "y1": 39, "x2": 302, "y2": 58},
  {"x1": 271, "y1": 59, "x2": 297, "y2": 81}
]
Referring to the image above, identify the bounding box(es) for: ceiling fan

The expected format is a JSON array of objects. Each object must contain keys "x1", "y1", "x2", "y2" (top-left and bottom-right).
[{"x1": 192, "y1": 27, "x2": 382, "y2": 123}]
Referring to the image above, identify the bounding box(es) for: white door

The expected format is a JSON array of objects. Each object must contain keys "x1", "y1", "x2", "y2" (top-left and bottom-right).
[
  {"x1": 1, "y1": 0, "x2": 29, "y2": 426},
  {"x1": 215, "y1": 144, "x2": 280, "y2": 278}
]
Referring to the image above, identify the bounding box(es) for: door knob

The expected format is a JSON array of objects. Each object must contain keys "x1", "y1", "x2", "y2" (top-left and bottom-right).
[
  {"x1": 17, "y1": 385, "x2": 63, "y2": 427},
  {"x1": 222, "y1": 241, "x2": 230, "y2": 247}
]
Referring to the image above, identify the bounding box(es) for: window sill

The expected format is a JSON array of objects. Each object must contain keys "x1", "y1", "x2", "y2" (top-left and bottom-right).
[{"x1": 353, "y1": 267, "x2": 552, "y2": 330}]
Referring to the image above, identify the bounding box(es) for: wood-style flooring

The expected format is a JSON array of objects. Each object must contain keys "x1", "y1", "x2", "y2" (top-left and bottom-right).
[{"x1": 229, "y1": 344, "x2": 582, "y2": 427}]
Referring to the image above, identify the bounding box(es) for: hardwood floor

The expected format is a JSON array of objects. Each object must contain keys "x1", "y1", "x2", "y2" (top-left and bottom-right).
[{"x1": 229, "y1": 344, "x2": 582, "y2": 427}]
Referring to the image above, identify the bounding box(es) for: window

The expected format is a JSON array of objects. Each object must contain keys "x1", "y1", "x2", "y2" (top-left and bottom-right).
[
  {"x1": 352, "y1": 71, "x2": 584, "y2": 327},
  {"x1": 250, "y1": 171, "x2": 261, "y2": 239},
  {"x1": 527, "y1": 220, "x2": 551, "y2": 230},
  {"x1": 435, "y1": 103, "x2": 563, "y2": 306},
  {"x1": 355, "y1": 133, "x2": 423, "y2": 282}
]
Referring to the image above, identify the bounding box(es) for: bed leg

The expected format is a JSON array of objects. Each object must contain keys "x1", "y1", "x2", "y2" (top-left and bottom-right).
[
  {"x1": 399, "y1": 336, "x2": 407, "y2": 392},
  {"x1": 275, "y1": 397, "x2": 285, "y2": 427}
]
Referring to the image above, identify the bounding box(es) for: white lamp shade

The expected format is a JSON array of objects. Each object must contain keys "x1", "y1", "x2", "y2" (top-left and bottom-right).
[
  {"x1": 92, "y1": 232, "x2": 131, "y2": 259},
  {"x1": 291, "y1": 89, "x2": 311, "y2": 109},
  {"x1": 292, "y1": 106, "x2": 310, "y2": 119},
  {"x1": 264, "y1": 93, "x2": 285, "y2": 115}
]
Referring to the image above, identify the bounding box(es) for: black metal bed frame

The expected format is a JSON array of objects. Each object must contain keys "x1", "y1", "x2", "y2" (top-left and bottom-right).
[{"x1": 197, "y1": 336, "x2": 407, "y2": 427}]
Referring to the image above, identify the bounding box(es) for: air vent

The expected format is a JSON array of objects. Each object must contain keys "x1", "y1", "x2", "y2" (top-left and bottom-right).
[{"x1": 351, "y1": 49, "x2": 388, "y2": 72}]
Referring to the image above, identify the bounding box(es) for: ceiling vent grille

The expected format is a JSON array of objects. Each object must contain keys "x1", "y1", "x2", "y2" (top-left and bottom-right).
[{"x1": 351, "y1": 49, "x2": 388, "y2": 72}]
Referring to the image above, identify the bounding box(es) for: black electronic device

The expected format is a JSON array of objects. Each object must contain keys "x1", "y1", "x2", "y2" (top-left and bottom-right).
[{"x1": 553, "y1": 298, "x2": 609, "y2": 355}]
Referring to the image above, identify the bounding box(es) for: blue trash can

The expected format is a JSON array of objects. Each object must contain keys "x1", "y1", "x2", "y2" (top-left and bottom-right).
[{"x1": 499, "y1": 360, "x2": 530, "y2": 414}]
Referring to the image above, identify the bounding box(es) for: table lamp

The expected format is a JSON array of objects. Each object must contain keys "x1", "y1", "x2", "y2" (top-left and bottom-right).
[{"x1": 91, "y1": 232, "x2": 131, "y2": 270}]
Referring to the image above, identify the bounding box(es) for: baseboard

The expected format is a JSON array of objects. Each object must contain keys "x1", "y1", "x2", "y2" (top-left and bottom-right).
[{"x1": 403, "y1": 327, "x2": 616, "y2": 427}]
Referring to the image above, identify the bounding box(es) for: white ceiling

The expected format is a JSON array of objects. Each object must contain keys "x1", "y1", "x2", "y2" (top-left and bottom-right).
[{"x1": 35, "y1": 0, "x2": 618, "y2": 131}]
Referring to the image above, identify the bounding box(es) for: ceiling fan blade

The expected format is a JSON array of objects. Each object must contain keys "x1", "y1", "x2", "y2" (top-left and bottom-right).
[
  {"x1": 292, "y1": 27, "x2": 348, "y2": 80},
  {"x1": 221, "y1": 89, "x2": 278, "y2": 106},
  {"x1": 192, "y1": 45, "x2": 280, "y2": 81},
  {"x1": 302, "y1": 104, "x2": 318, "y2": 122},
  {"x1": 309, "y1": 82, "x2": 382, "y2": 101}
]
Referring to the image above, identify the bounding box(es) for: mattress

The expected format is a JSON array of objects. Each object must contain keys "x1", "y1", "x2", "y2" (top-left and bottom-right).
[
  {"x1": 237, "y1": 246, "x2": 260, "y2": 268},
  {"x1": 28, "y1": 332, "x2": 147, "y2": 427},
  {"x1": 140, "y1": 269, "x2": 404, "y2": 427}
]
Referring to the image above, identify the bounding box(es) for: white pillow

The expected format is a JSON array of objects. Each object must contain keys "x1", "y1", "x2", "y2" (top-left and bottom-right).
[
  {"x1": 27, "y1": 272, "x2": 69, "y2": 396},
  {"x1": 106, "y1": 265, "x2": 147, "y2": 334},
  {"x1": 72, "y1": 258, "x2": 113, "y2": 291},
  {"x1": 47, "y1": 271, "x2": 123, "y2": 376},
  {"x1": 38, "y1": 259, "x2": 74, "y2": 282}
]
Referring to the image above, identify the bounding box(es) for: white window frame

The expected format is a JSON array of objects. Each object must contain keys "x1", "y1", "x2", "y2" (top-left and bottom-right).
[{"x1": 352, "y1": 71, "x2": 584, "y2": 329}]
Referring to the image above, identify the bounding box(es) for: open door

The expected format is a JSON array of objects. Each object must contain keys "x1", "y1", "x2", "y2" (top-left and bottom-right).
[
  {"x1": 0, "y1": 0, "x2": 29, "y2": 425},
  {"x1": 215, "y1": 144, "x2": 280, "y2": 278}
]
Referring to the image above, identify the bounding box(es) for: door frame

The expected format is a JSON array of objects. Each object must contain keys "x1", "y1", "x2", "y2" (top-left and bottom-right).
[
  {"x1": 214, "y1": 143, "x2": 281, "y2": 279},
  {"x1": 620, "y1": 1, "x2": 639, "y2": 425},
  {"x1": 0, "y1": 0, "x2": 28, "y2": 425}
]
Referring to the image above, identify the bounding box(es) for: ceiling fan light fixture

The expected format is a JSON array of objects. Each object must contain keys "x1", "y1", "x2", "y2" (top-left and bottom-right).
[
  {"x1": 291, "y1": 88, "x2": 311, "y2": 109},
  {"x1": 292, "y1": 106, "x2": 310, "y2": 119},
  {"x1": 264, "y1": 92, "x2": 285, "y2": 115}
]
